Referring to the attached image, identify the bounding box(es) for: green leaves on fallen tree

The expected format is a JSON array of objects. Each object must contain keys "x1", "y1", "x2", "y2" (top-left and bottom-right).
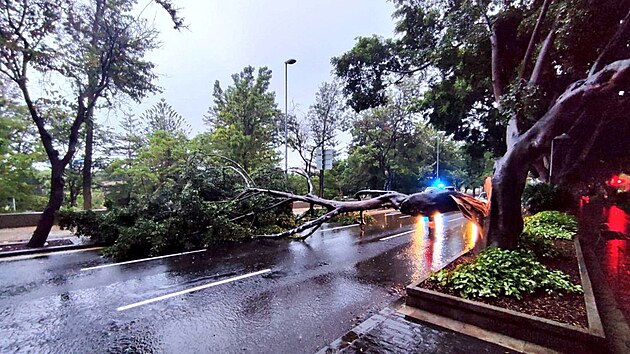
[{"x1": 59, "y1": 180, "x2": 297, "y2": 261}]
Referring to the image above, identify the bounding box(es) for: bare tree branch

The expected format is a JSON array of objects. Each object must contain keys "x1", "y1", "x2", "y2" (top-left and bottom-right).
[
  {"x1": 519, "y1": 0, "x2": 553, "y2": 81},
  {"x1": 529, "y1": 19, "x2": 558, "y2": 86},
  {"x1": 590, "y1": 9, "x2": 630, "y2": 76},
  {"x1": 289, "y1": 167, "x2": 314, "y2": 194},
  {"x1": 240, "y1": 186, "x2": 490, "y2": 240}
]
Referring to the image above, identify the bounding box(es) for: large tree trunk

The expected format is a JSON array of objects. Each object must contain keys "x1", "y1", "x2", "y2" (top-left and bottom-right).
[
  {"x1": 27, "y1": 162, "x2": 65, "y2": 247},
  {"x1": 82, "y1": 0, "x2": 104, "y2": 210},
  {"x1": 487, "y1": 59, "x2": 630, "y2": 248},
  {"x1": 488, "y1": 147, "x2": 529, "y2": 249},
  {"x1": 82, "y1": 112, "x2": 94, "y2": 210}
]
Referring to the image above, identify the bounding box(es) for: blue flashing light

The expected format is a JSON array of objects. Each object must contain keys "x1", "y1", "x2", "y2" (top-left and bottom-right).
[{"x1": 431, "y1": 178, "x2": 447, "y2": 189}]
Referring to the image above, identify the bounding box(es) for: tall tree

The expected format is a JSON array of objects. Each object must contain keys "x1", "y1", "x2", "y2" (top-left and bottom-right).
[
  {"x1": 334, "y1": 0, "x2": 630, "y2": 248},
  {"x1": 288, "y1": 81, "x2": 347, "y2": 195},
  {"x1": 80, "y1": 0, "x2": 183, "y2": 211},
  {"x1": 204, "y1": 66, "x2": 281, "y2": 173},
  {"x1": 0, "y1": 0, "x2": 174, "y2": 247},
  {"x1": 101, "y1": 112, "x2": 145, "y2": 206},
  {"x1": 142, "y1": 98, "x2": 190, "y2": 136},
  {"x1": 349, "y1": 103, "x2": 415, "y2": 190}
]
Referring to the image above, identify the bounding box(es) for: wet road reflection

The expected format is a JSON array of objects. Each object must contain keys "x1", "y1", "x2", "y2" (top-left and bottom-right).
[{"x1": 0, "y1": 210, "x2": 477, "y2": 354}]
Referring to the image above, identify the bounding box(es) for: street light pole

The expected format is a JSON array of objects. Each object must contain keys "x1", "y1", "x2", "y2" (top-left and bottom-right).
[
  {"x1": 284, "y1": 58, "x2": 297, "y2": 178},
  {"x1": 436, "y1": 135, "x2": 440, "y2": 180}
]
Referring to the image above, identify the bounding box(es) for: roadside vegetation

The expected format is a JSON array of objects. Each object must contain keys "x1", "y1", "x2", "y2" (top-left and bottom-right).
[{"x1": 429, "y1": 211, "x2": 581, "y2": 299}]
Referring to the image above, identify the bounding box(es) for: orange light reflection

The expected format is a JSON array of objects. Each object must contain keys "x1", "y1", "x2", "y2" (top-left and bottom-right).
[{"x1": 431, "y1": 212, "x2": 445, "y2": 271}]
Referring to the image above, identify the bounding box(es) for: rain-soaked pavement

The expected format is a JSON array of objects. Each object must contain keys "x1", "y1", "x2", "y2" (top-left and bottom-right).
[{"x1": 0, "y1": 211, "x2": 479, "y2": 354}]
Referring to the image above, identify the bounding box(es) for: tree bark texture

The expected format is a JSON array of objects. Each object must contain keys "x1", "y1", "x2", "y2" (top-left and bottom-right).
[
  {"x1": 488, "y1": 59, "x2": 630, "y2": 248},
  {"x1": 82, "y1": 110, "x2": 94, "y2": 210},
  {"x1": 519, "y1": 0, "x2": 553, "y2": 81},
  {"x1": 28, "y1": 162, "x2": 65, "y2": 247}
]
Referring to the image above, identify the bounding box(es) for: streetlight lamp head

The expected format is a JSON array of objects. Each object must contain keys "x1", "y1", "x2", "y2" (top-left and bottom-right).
[{"x1": 285, "y1": 58, "x2": 297, "y2": 65}]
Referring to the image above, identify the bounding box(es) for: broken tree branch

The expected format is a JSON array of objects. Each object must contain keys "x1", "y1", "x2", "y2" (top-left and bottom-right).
[{"x1": 242, "y1": 187, "x2": 488, "y2": 240}]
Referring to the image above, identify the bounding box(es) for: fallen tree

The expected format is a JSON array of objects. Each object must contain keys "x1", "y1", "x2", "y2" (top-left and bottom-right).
[{"x1": 235, "y1": 185, "x2": 489, "y2": 241}]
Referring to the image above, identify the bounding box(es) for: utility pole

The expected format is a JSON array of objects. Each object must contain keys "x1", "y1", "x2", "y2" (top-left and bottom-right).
[
  {"x1": 436, "y1": 136, "x2": 440, "y2": 180},
  {"x1": 284, "y1": 58, "x2": 297, "y2": 180}
]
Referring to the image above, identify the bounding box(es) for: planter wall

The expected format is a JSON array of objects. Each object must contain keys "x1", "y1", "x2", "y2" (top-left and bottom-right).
[{"x1": 405, "y1": 238, "x2": 605, "y2": 353}]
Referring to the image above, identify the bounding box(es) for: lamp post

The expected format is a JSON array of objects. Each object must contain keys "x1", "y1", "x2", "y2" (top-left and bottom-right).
[
  {"x1": 284, "y1": 58, "x2": 297, "y2": 177},
  {"x1": 436, "y1": 135, "x2": 440, "y2": 180}
]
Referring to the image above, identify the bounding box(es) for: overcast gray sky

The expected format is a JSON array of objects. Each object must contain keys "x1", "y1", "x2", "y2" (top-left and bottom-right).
[
  {"x1": 103, "y1": 0, "x2": 396, "y2": 165},
  {"x1": 122, "y1": 0, "x2": 395, "y2": 125}
]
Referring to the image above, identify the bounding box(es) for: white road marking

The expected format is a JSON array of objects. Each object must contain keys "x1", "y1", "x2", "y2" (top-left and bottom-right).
[
  {"x1": 0, "y1": 247, "x2": 104, "y2": 262},
  {"x1": 398, "y1": 215, "x2": 411, "y2": 219},
  {"x1": 447, "y1": 216, "x2": 466, "y2": 222},
  {"x1": 380, "y1": 229, "x2": 415, "y2": 241},
  {"x1": 385, "y1": 212, "x2": 402, "y2": 216},
  {"x1": 322, "y1": 224, "x2": 360, "y2": 232},
  {"x1": 116, "y1": 268, "x2": 272, "y2": 311},
  {"x1": 81, "y1": 249, "x2": 206, "y2": 271}
]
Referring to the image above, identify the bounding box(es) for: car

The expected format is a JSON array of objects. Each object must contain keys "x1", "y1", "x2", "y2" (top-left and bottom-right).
[
  {"x1": 423, "y1": 186, "x2": 439, "y2": 193},
  {"x1": 424, "y1": 186, "x2": 456, "y2": 193},
  {"x1": 476, "y1": 192, "x2": 487, "y2": 202}
]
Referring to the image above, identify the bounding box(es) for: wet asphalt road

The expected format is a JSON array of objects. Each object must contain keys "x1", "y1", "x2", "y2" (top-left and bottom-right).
[{"x1": 0, "y1": 211, "x2": 477, "y2": 354}]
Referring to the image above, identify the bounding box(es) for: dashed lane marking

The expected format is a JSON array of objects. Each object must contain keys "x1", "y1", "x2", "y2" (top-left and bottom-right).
[
  {"x1": 380, "y1": 230, "x2": 415, "y2": 241},
  {"x1": 81, "y1": 249, "x2": 207, "y2": 271},
  {"x1": 116, "y1": 268, "x2": 272, "y2": 311}
]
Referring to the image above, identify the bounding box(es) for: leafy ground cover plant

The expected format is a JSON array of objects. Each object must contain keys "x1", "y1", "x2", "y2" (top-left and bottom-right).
[
  {"x1": 519, "y1": 211, "x2": 578, "y2": 258},
  {"x1": 523, "y1": 211, "x2": 578, "y2": 240},
  {"x1": 429, "y1": 247, "x2": 582, "y2": 300}
]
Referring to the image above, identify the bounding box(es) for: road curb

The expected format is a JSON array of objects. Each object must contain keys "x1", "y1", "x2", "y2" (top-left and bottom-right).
[{"x1": 0, "y1": 243, "x2": 103, "y2": 259}]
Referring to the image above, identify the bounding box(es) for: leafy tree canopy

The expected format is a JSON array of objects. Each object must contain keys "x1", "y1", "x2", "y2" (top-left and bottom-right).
[{"x1": 204, "y1": 66, "x2": 282, "y2": 173}]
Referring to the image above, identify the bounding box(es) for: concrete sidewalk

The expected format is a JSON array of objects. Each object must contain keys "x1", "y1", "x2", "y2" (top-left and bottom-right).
[{"x1": 317, "y1": 306, "x2": 518, "y2": 354}]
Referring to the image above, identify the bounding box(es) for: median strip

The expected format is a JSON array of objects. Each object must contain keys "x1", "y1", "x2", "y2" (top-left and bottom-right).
[
  {"x1": 380, "y1": 229, "x2": 415, "y2": 241},
  {"x1": 81, "y1": 249, "x2": 207, "y2": 271},
  {"x1": 116, "y1": 268, "x2": 272, "y2": 311}
]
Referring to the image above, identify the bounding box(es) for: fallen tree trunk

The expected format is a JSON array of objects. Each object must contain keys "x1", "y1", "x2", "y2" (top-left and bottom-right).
[{"x1": 237, "y1": 188, "x2": 488, "y2": 240}]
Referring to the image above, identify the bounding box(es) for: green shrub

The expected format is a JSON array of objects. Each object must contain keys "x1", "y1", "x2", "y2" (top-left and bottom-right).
[
  {"x1": 429, "y1": 248, "x2": 582, "y2": 300},
  {"x1": 519, "y1": 231, "x2": 557, "y2": 258},
  {"x1": 522, "y1": 183, "x2": 574, "y2": 214},
  {"x1": 60, "y1": 180, "x2": 296, "y2": 260},
  {"x1": 518, "y1": 211, "x2": 577, "y2": 258},
  {"x1": 523, "y1": 211, "x2": 577, "y2": 240}
]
